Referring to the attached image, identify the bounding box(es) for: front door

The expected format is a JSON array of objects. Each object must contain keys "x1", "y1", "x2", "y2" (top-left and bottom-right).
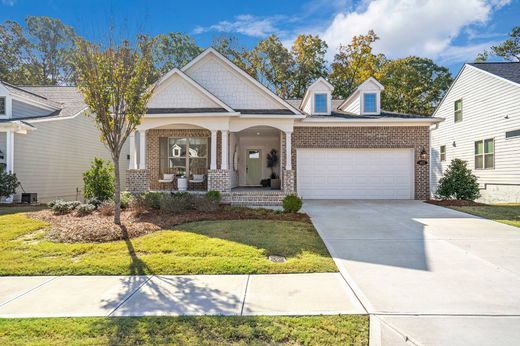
[{"x1": 246, "y1": 149, "x2": 262, "y2": 185}]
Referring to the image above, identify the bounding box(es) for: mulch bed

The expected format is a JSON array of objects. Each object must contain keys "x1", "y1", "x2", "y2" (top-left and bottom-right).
[
  {"x1": 425, "y1": 199, "x2": 487, "y2": 207},
  {"x1": 29, "y1": 206, "x2": 310, "y2": 244}
]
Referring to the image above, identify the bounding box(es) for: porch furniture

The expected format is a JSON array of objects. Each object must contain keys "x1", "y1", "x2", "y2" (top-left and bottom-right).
[
  {"x1": 177, "y1": 176, "x2": 188, "y2": 192},
  {"x1": 189, "y1": 174, "x2": 205, "y2": 184},
  {"x1": 158, "y1": 173, "x2": 175, "y2": 191}
]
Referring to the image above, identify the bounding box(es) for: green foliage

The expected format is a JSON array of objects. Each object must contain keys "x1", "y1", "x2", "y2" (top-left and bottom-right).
[
  {"x1": 436, "y1": 159, "x2": 481, "y2": 201},
  {"x1": 151, "y1": 32, "x2": 203, "y2": 79},
  {"x1": 205, "y1": 190, "x2": 221, "y2": 203},
  {"x1": 139, "y1": 192, "x2": 164, "y2": 210},
  {"x1": 290, "y1": 34, "x2": 328, "y2": 98},
  {"x1": 50, "y1": 200, "x2": 81, "y2": 215},
  {"x1": 0, "y1": 167, "x2": 20, "y2": 198},
  {"x1": 379, "y1": 56, "x2": 453, "y2": 115},
  {"x1": 75, "y1": 203, "x2": 95, "y2": 217},
  {"x1": 120, "y1": 192, "x2": 134, "y2": 210},
  {"x1": 83, "y1": 158, "x2": 115, "y2": 202},
  {"x1": 478, "y1": 26, "x2": 520, "y2": 62},
  {"x1": 159, "y1": 193, "x2": 194, "y2": 212},
  {"x1": 283, "y1": 194, "x2": 303, "y2": 213}
]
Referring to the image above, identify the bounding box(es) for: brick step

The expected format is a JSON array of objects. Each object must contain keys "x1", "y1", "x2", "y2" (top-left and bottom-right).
[{"x1": 224, "y1": 192, "x2": 286, "y2": 206}]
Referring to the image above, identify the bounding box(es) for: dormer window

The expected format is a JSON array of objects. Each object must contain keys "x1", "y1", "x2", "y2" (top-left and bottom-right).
[
  {"x1": 0, "y1": 97, "x2": 5, "y2": 115},
  {"x1": 314, "y1": 93, "x2": 327, "y2": 113},
  {"x1": 363, "y1": 93, "x2": 377, "y2": 113}
]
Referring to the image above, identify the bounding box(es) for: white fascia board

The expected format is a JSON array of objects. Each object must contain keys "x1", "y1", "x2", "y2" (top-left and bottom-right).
[
  {"x1": 145, "y1": 112, "x2": 241, "y2": 118},
  {"x1": 239, "y1": 114, "x2": 306, "y2": 119},
  {"x1": 182, "y1": 48, "x2": 302, "y2": 115}
]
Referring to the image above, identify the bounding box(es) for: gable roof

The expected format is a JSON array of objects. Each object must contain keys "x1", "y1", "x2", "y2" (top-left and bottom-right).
[
  {"x1": 337, "y1": 77, "x2": 384, "y2": 110},
  {"x1": 182, "y1": 48, "x2": 302, "y2": 115},
  {"x1": 468, "y1": 62, "x2": 520, "y2": 85},
  {"x1": 149, "y1": 68, "x2": 234, "y2": 113},
  {"x1": 1, "y1": 81, "x2": 62, "y2": 109}
]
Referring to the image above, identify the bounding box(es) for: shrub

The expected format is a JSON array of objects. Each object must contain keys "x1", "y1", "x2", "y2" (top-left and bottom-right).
[
  {"x1": 75, "y1": 203, "x2": 95, "y2": 216},
  {"x1": 85, "y1": 197, "x2": 103, "y2": 208},
  {"x1": 194, "y1": 196, "x2": 219, "y2": 212},
  {"x1": 436, "y1": 159, "x2": 481, "y2": 201},
  {"x1": 0, "y1": 167, "x2": 20, "y2": 198},
  {"x1": 120, "y1": 192, "x2": 134, "y2": 209},
  {"x1": 205, "y1": 190, "x2": 221, "y2": 203},
  {"x1": 282, "y1": 194, "x2": 303, "y2": 213},
  {"x1": 98, "y1": 200, "x2": 115, "y2": 216},
  {"x1": 141, "y1": 192, "x2": 164, "y2": 210},
  {"x1": 83, "y1": 158, "x2": 115, "y2": 202},
  {"x1": 159, "y1": 193, "x2": 194, "y2": 212},
  {"x1": 50, "y1": 200, "x2": 81, "y2": 215}
]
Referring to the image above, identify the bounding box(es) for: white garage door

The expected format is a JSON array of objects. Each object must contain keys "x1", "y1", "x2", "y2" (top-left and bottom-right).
[{"x1": 297, "y1": 148, "x2": 414, "y2": 199}]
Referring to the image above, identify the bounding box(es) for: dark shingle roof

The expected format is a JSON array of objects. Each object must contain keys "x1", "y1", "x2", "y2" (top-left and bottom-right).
[{"x1": 468, "y1": 62, "x2": 520, "y2": 85}]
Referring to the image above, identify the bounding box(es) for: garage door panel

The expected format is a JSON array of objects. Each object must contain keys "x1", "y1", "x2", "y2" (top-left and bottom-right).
[{"x1": 297, "y1": 149, "x2": 414, "y2": 199}]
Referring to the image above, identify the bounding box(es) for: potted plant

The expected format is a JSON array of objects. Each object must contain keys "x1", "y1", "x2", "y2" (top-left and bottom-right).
[{"x1": 267, "y1": 149, "x2": 280, "y2": 190}]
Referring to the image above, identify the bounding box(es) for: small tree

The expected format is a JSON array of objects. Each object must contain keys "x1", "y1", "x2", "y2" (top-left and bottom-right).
[
  {"x1": 0, "y1": 166, "x2": 20, "y2": 199},
  {"x1": 83, "y1": 157, "x2": 115, "y2": 202},
  {"x1": 436, "y1": 159, "x2": 480, "y2": 201},
  {"x1": 74, "y1": 37, "x2": 154, "y2": 224}
]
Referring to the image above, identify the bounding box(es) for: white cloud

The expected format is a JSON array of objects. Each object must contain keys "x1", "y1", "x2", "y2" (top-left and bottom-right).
[
  {"x1": 320, "y1": 0, "x2": 510, "y2": 60},
  {"x1": 438, "y1": 40, "x2": 500, "y2": 64},
  {"x1": 1, "y1": 0, "x2": 17, "y2": 6},
  {"x1": 193, "y1": 14, "x2": 286, "y2": 38}
]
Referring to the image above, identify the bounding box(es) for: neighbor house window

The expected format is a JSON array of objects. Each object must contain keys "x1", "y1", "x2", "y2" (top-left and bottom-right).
[
  {"x1": 159, "y1": 137, "x2": 208, "y2": 176},
  {"x1": 314, "y1": 93, "x2": 327, "y2": 113},
  {"x1": 506, "y1": 129, "x2": 520, "y2": 139},
  {"x1": 475, "y1": 138, "x2": 494, "y2": 169},
  {"x1": 440, "y1": 145, "x2": 446, "y2": 161},
  {"x1": 454, "y1": 99, "x2": 463, "y2": 122},
  {"x1": 363, "y1": 93, "x2": 377, "y2": 113},
  {"x1": 0, "y1": 97, "x2": 5, "y2": 115}
]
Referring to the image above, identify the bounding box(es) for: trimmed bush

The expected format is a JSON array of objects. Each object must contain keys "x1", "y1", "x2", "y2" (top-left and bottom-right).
[
  {"x1": 141, "y1": 192, "x2": 164, "y2": 210},
  {"x1": 0, "y1": 167, "x2": 20, "y2": 199},
  {"x1": 282, "y1": 194, "x2": 303, "y2": 213},
  {"x1": 83, "y1": 158, "x2": 115, "y2": 202},
  {"x1": 75, "y1": 203, "x2": 95, "y2": 217},
  {"x1": 436, "y1": 159, "x2": 481, "y2": 201},
  {"x1": 205, "y1": 190, "x2": 221, "y2": 203},
  {"x1": 50, "y1": 200, "x2": 81, "y2": 215},
  {"x1": 159, "y1": 193, "x2": 194, "y2": 213}
]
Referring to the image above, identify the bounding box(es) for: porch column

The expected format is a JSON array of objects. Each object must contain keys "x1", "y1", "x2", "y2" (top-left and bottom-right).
[
  {"x1": 285, "y1": 131, "x2": 292, "y2": 170},
  {"x1": 221, "y1": 130, "x2": 228, "y2": 170},
  {"x1": 210, "y1": 130, "x2": 217, "y2": 170},
  {"x1": 6, "y1": 129, "x2": 14, "y2": 173},
  {"x1": 139, "y1": 130, "x2": 146, "y2": 169},
  {"x1": 129, "y1": 131, "x2": 137, "y2": 169}
]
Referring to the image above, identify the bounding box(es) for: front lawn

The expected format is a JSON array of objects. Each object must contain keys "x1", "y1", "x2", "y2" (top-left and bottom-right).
[
  {"x1": 450, "y1": 204, "x2": 520, "y2": 228},
  {"x1": 0, "y1": 213, "x2": 337, "y2": 275},
  {"x1": 0, "y1": 315, "x2": 369, "y2": 345}
]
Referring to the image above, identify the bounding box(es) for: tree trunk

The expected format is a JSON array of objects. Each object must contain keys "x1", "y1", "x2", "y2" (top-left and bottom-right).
[{"x1": 113, "y1": 156, "x2": 121, "y2": 225}]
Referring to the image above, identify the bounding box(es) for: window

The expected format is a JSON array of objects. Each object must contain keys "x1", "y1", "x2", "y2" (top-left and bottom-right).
[
  {"x1": 440, "y1": 145, "x2": 446, "y2": 161},
  {"x1": 314, "y1": 94, "x2": 327, "y2": 113},
  {"x1": 0, "y1": 97, "x2": 5, "y2": 115},
  {"x1": 454, "y1": 99, "x2": 463, "y2": 122},
  {"x1": 159, "y1": 137, "x2": 208, "y2": 176},
  {"x1": 363, "y1": 93, "x2": 377, "y2": 113},
  {"x1": 506, "y1": 129, "x2": 520, "y2": 139},
  {"x1": 475, "y1": 138, "x2": 494, "y2": 169}
]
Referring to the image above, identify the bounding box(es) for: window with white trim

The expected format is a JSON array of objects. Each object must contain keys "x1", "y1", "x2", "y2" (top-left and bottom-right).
[
  {"x1": 475, "y1": 138, "x2": 494, "y2": 169},
  {"x1": 440, "y1": 145, "x2": 446, "y2": 162},
  {"x1": 0, "y1": 97, "x2": 5, "y2": 115},
  {"x1": 314, "y1": 93, "x2": 327, "y2": 113},
  {"x1": 454, "y1": 99, "x2": 463, "y2": 123},
  {"x1": 363, "y1": 93, "x2": 377, "y2": 113},
  {"x1": 159, "y1": 137, "x2": 209, "y2": 177}
]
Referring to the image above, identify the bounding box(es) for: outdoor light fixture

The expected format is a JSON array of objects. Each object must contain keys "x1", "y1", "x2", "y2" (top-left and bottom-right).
[
  {"x1": 452, "y1": 141, "x2": 456, "y2": 147},
  {"x1": 419, "y1": 147, "x2": 428, "y2": 160}
]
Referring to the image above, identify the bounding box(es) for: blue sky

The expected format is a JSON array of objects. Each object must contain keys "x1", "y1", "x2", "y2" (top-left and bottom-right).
[{"x1": 1, "y1": 0, "x2": 518, "y2": 74}]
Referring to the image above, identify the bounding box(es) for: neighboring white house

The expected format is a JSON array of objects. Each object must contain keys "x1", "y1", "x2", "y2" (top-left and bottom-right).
[
  {"x1": 431, "y1": 62, "x2": 520, "y2": 203},
  {"x1": 0, "y1": 83, "x2": 128, "y2": 203}
]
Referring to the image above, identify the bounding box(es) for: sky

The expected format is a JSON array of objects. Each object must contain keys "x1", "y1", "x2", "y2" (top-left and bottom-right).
[{"x1": 1, "y1": 0, "x2": 518, "y2": 74}]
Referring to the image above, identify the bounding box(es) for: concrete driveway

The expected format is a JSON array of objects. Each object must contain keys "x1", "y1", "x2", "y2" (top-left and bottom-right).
[{"x1": 304, "y1": 200, "x2": 520, "y2": 346}]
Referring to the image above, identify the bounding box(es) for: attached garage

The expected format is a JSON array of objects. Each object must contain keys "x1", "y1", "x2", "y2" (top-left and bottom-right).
[{"x1": 296, "y1": 148, "x2": 415, "y2": 199}]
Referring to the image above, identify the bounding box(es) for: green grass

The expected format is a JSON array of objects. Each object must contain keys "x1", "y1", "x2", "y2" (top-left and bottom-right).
[
  {"x1": 0, "y1": 315, "x2": 368, "y2": 346},
  {"x1": 450, "y1": 204, "x2": 520, "y2": 228},
  {"x1": 0, "y1": 214, "x2": 337, "y2": 275}
]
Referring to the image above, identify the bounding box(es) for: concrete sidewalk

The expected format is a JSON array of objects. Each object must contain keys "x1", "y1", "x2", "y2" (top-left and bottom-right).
[{"x1": 0, "y1": 273, "x2": 365, "y2": 318}]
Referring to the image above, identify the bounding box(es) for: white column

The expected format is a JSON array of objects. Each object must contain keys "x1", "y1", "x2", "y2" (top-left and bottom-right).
[
  {"x1": 6, "y1": 130, "x2": 14, "y2": 173},
  {"x1": 221, "y1": 130, "x2": 228, "y2": 170},
  {"x1": 285, "y1": 131, "x2": 292, "y2": 170},
  {"x1": 139, "y1": 130, "x2": 146, "y2": 169},
  {"x1": 210, "y1": 130, "x2": 217, "y2": 170},
  {"x1": 129, "y1": 132, "x2": 137, "y2": 169}
]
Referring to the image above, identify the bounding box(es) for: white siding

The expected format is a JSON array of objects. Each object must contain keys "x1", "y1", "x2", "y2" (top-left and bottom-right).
[
  {"x1": 148, "y1": 74, "x2": 220, "y2": 109},
  {"x1": 185, "y1": 55, "x2": 281, "y2": 109},
  {"x1": 13, "y1": 114, "x2": 129, "y2": 202},
  {"x1": 431, "y1": 66, "x2": 520, "y2": 199},
  {"x1": 12, "y1": 99, "x2": 54, "y2": 119},
  {"x1": 343, "y1": 95, "x2": 360, "y2": 115}
]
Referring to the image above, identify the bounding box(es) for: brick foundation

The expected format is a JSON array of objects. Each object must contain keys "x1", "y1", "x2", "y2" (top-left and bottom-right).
[
  {"x1": 208, "y1": 169, "x2": 231, "y2": 192},
  {"x1": 283, "y1": 170, "x2": 295, "y2": 194},
  {"x1": 126, "y1": 169, "x2": 150, "y2": 193}
]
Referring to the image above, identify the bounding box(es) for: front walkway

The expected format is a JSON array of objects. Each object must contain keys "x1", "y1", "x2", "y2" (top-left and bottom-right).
[
  {"x1": 304, "y1": 200, "x2": 520, "y2": 346},
  {"x1": 0, "y1": 273, "x2": 365, "y2": 318}
]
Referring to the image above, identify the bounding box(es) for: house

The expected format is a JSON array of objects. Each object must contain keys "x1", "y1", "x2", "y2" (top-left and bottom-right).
[
  {"x1": 430, "y1": 62, "x2": 520, "y2": 203},
  {"x1": 0, "y1": 82, "x2": 128, "y2": 203},
  {"x1": 126, "y1": 48, "x2": 440, "y2": 205}
]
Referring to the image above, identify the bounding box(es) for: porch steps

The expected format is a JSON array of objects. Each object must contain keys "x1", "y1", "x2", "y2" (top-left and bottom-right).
[{"x1": 226, "y1": 191, "x2": 285, "y2": 206}]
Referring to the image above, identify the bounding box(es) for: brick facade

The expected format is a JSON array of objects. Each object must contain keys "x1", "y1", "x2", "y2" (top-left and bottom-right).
[
  {"x1": 207, "y1": 169, "x2": 231, "y2": 192},
  {"x1": 283, "y1": 170, "x2": 295, "y2": 194},
  {"x1": 126, "y1": 169, "x2": 150, "y2": 193},
  {"x1": 292, "y1": 126, "x2": 430, "y2": 200}
]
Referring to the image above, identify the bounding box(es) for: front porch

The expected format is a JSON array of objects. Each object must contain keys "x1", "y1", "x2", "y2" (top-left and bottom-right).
[{"x1": 126, "y1": 123, "x2": 295, "y2": 205}]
